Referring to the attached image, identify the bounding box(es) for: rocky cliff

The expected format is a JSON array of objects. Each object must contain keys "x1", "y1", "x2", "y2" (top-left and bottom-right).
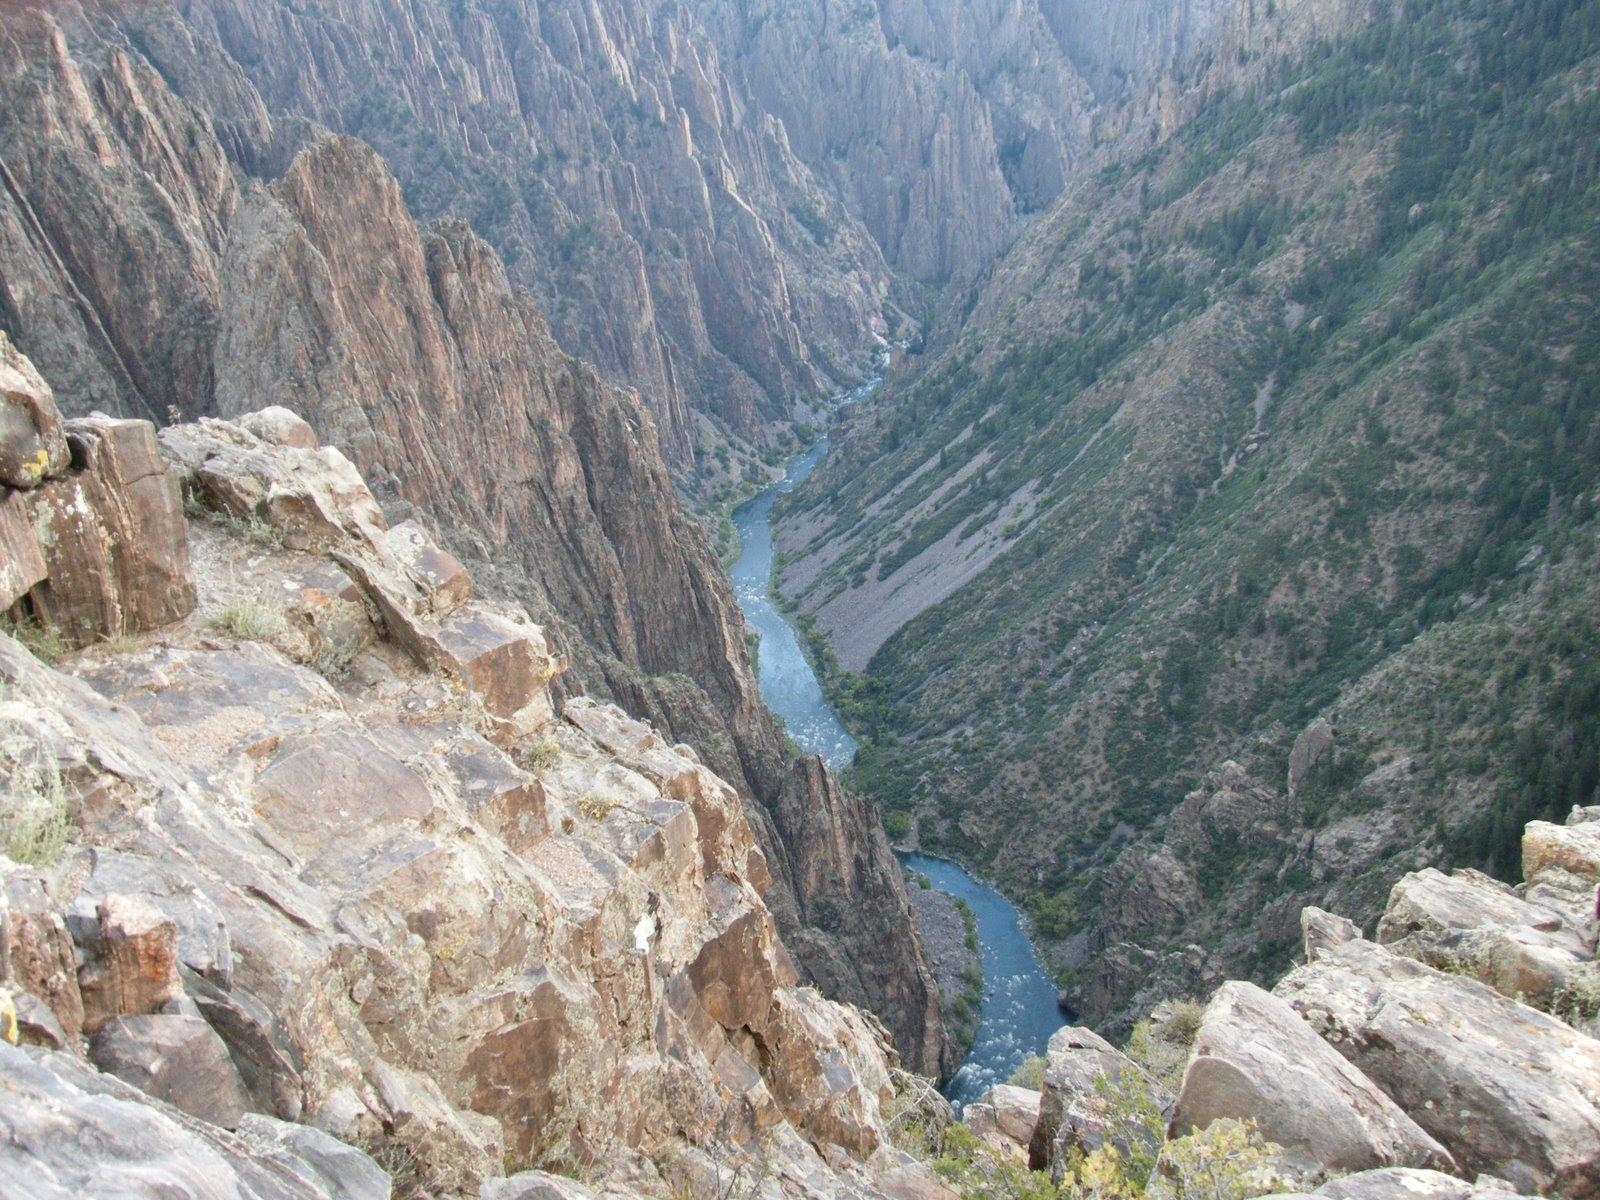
[
  {"x1": 159, "y1": 0, "x2": 895, "y2": 474},
  {"x1": 776, "y1": 0, "x2": 1600, "y2": 1025},
  {"x1": 0, "y1": 6, "x2": 942, "y2": 1075},
  {"x1": 0, "y1": 343, "x2": 960, "y2": 1198}
]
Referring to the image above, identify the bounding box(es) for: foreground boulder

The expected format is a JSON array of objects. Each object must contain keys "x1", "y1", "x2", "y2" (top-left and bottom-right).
[
  {"x1": 1377, "y1": 867, "x2": 1589, "y2": 1007},
  {"x1": 0, "y1": 1042, "x2": 391, "y2": 1199},
  {"x1": 1262, "y1": 1167, "x2": 1524, "y2": 1199},
  {"x1": 1172, "y1": 981, "x2": 1452, "y2": 1176},
  {"x1": 1028, "y1": 1025, "x2": 1173, "y2": 1178},
  {"x1": 1275, "y1": 918, "x2": 1600, "y2": 1196}
]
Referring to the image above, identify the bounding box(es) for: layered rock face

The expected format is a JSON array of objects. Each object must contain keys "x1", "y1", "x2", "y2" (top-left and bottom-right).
[
  {"x1": 0, "y1": 7, "x2": 940, "y2": 1074},
  {"x1": 0, "y1": 384, "x2": 951, "y2": 1198},
  {"x1": 695, "y1": 0, "x2": 1090, "y2": 281},
  {"x1": 160, "y1": 0, "x2": 894, "y2": 466}
]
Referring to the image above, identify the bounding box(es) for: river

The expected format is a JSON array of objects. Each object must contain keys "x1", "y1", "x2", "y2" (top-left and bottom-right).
[{"x1": 729, "y1": 381, "x2": 1063, "y2": 1111}]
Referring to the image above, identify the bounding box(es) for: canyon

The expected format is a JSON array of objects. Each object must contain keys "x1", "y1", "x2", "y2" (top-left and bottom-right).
[
  {"x1": 777, "y1": 0, "x2": 1600, "y2": 1027},
  {"x1": 3, "y1": 0, "x2": 1600, "y2": 1195}
]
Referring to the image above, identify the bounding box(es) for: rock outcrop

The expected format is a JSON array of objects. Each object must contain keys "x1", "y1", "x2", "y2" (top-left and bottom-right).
[
  {"x1": 0, "y1": 396, "x2": 948, "y2": 1199},
  {"x1": 0, "y1": 335, "x2": 195, "y2": 641},
  {"x1": 0, "y1": 8, "x2": 940, "y2": 1074},
  {"x1": 1027, "y1": 1025, "x2": 1173, "y2": 1178},
  {"x1": 1275, "y1": 916, "x2": 1600, "y2": 1196},
  {"x1": 1171, "y1": 981, "x2": 1452, "y2": 1175},
  {"x1": 1014, "y1": 809, "x2": 1600, "y2": 1196}
]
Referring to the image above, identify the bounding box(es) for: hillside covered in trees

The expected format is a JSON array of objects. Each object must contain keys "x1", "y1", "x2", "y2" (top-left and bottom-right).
[{"x1": 776, "y1": 0, "x2": 1600, "y2": 1023}]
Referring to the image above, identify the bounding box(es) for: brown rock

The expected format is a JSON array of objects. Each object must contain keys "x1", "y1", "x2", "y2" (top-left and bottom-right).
[
  {"x1": 25, "y1": 415, "x2": 195, "y2": 644},
  {"x1": 1029, "y1": 1025, "x2": 1173, "y2": 1178},
  {"x1": 461, "y1": 969, "x2": 583, "y2": 1161},
  {"x1": 432, "y1": 608, "x2": 557, "y2": 727},
  {"x1": 0, "y1": 329, "x2": 69, "y2": 489},
  {"x1": 90, "y1": 1012, "x2": 252, "y2": 1127},
  {"x1": 1, "y1": 864, "x2": 83, "y2": 1041},
  {"x1": 761, "y1": 986, "x2": 896, "y2": 1159},
  {"x1": 383, "y1": 520, "x2": 471, "y2": 615},
  {"x1": 1172, "y1": 981, "x2": 1453, "y2": 1175},
  {"x1": 11, "y1": 988, "x2": 67, "y2": 1049},
  {"x1": 250, "y1": 729, "x2": 435, "y2": 867},
  {"x1": 1275, "y1": 924, "x2": 1600, "y2": 1197},
  {"x1": 0, "y1": 490, "x2": 47, "y2": 610},
  {"x1": 77, "y1": 894, "x2": 183, "y2": 1033},
  {"x1": 443, "y1": 733, "x2": 547, "y2": 854}
]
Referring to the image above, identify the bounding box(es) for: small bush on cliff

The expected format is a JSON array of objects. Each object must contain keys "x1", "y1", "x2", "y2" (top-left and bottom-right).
[
  {"x1": 1126, "y1": 1021, "x2": 1189, "y2": 1094},
  {"x1": 6, "y1": 619, "x2": 66, "y2": 666},
  {"x1": 1150, "y1": 1119, "x2": 1285, "y2": 1200},
  {"x1": 210, "y1": 599, "x2": 289, "y2": 643},
  {"x1": 0, "y1": 708, "x2": 69, "y2": 866},
  {"x1": 1161, "y1": 1001, "x2": 1204, "y2": 1047},
  {"x1": 933, "y1": 1122, "x2": 1059, "y2": 1200},
  {"x1": 1008, "y1": 1053, "x2": 1048, "y2": 1090},
  {"x1": 1552, "y1": 964, "x2": 1600, "y2": 1029},
  {"x1": 885, "y1": 1070, "x2": 949, "y2": 1159},
  {"x1": 524, "y1": 734, "x2": 561, "y2": 775}
]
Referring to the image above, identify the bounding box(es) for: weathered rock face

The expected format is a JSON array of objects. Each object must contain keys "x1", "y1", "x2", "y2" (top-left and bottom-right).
[
  {"x1": 0, "y1": 330, "x2": 69, "y2": 488},
  {"x1": 1028, "y1": 1024, "x2": 1173, "y2": 1179},
  {"x1": 0, "y1": 342, "x2": 195, "y2": 640},
  {"x1": 0, "y1": 11, "x2": 939, "y2": 1073},
  {"x1": 0, "y1": 405, "x2": 947, "y2": 1199},
  {"x1": 1172, "y1": 981, "x2": 1452, "y2": 1176},
  {"x1": 0, "y1": 1042, "x2": 393, "y2": 1200},
  {"x1": 1274, "y1": 922, "x2": 1600, "y2": 1197}
]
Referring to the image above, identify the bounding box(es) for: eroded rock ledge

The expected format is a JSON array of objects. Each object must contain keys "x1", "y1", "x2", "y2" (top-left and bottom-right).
[{"x1": 0, "y1": 351, "x2": 951, "y2": 1199}]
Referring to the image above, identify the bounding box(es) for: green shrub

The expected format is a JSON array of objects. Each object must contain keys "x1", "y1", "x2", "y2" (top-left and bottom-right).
[
  {"x1": 209, "y1": 599, "x2": 288, "y2": 642},
  {"x1": 1007, "y1": 1054, "x2": 1048, "y2": 1090},
  {"x1": 0, "y1": 709, "x2": 69, "y2": 866},
  {"x1": 1151, "y1": 1118, "x2": 1285, "y2": 1200}
]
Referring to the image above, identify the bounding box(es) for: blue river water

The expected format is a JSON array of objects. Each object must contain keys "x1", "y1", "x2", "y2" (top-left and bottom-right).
[
  {"x1": 728, "y1": 377, "x2": 1063, "y2": 1109},
  {"x1": 901, "y1": 853, "x2": 1064, "y2": 1110},
  {"x1": 730, "y1": 438, "x2": 858, "y2": 769}
]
